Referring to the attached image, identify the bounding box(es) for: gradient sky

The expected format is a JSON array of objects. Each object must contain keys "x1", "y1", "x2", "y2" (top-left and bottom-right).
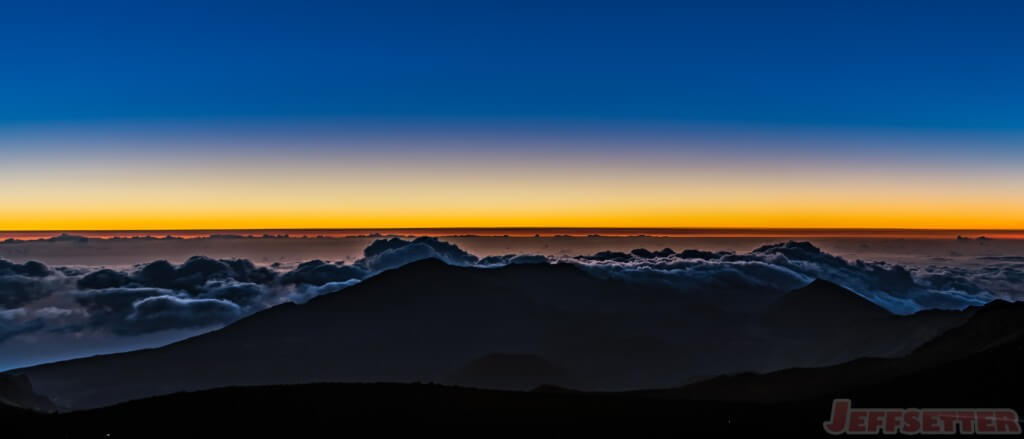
[{"x1": 2, "y1": 1, "x2": 1023, "y2": 230}]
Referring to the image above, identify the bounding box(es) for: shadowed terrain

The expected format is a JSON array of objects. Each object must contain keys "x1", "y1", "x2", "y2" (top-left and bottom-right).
[
  {"x1": 2, "y1": 383, "x2": 828, "y2": 436},
  {"x1": 14, "y1": 258, "x2": 970, "y2": 410},
  {"x1": 645, "y1": 300, "x2": 1024, "y2": 405},
  {"x1": 6, "y1": 305, "x2": 1024, "y2": 436}
]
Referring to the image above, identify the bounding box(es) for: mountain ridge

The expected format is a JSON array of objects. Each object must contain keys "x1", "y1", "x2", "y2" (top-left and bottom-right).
[
  {"x1": 647, "y1": 299, "x2": 1021, "y2": 403},
  {"x1": 12, "y1": 258, "x2": 976, "y2": 410}
]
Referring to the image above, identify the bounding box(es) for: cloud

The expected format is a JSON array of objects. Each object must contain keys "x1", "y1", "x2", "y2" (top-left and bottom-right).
[
  {"x1": 356, "y1": 237, "x2": 478, "y2": 272},
  {"x1": 77, "y1": 269, "x2": 133, "y2": 290},
  {"x1": 151, "y1": 256, "x2": 277, "y2": 292},
  {"x1": 288, "y1": 279, "x2": 361, "y2": 304},
  {"x1": 0, "y1": 308, "x2": 28, "y2": 319},
  {"x1": 567, "y1": 241, "x2": 994, "y2": 314},
  {"x1": 0, "y1": 238, "x2": 1015, "y2": 345},
  {"x1": 121, "y1": 296, "x2": 242, "y2": 335},
  {"x1": 0, "y1": 276, "x2": 56, "y2": 309},
  {"x1": 2, "y1": 238, "x2": 484, "y2": 340},
  {"x1": 569, "y1": 253, "x2": 807, "y2": 310},
  {"x1": 629, "y1": 248, "x2": 677, "y2": 258},
  {"x1": 0, "y1": 258, "x2": 69, "y2": 309},
  {"x1": 977, "y1": 256, "x2": 1024, "y2": 262},
  {"x1": 135, "y1": 260, "x2": 178, "y2": 288},
  {"x1": 73, "y1": 287, "x2": 178, "y2": 330},
  {"x1": 70, "y1": 287, "x2": 246, "y2": 335},
  {"x1": 10, "y1": 256, "x2": 290, "y2": 337},
  {"x1": 34, "y1": 306, "x2": 75, "y2": 319},
  {"x1": 279, "y1": 260, "x2": 366, "y2": 286},
  {"x1": 579, "y1": 251, "x2": 634, "y2": 262},
  {"x1": 74, "y1": 287, "x2": 172, "y2": 310},
  {"x1": 0, "y1": 308, "x2": 44, "y2": 343},
  {"x1": 478, "y1": 254, "x2": 550, "y2": 266},
  {"x1": 0, "y1": 259, "x2": 51, "y2": 278},
  {"x1": 196, "y1": 282, "x2": 268, "y2": 310},
  {"x1": 276, "y1": 237, "x2": 483, "y2": 283},
  {"x1": 72, "y1": 257, "x2": 280, "y2": 293},
  {"x1": 5, "y1": 251, "x2": 375, "y2": 340},
  {"x1": 914, "y1": 262, "x2": 1024, "y2": 303}
]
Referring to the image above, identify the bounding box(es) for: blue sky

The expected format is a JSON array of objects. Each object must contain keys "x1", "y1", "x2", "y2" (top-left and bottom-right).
[
  {"x1": 2, "y1": 0, "x2": 1022, "y2": 131},
  {"x1": 2, "y1": 1, "x2": 1024, "y2": 231}
]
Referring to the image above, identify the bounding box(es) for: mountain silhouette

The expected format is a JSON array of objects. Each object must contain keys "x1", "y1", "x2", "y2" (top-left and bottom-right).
[
  {"x1": 17, "y1": 259, "x2": 707, "y2": 408},
  {"x1": 772, "y1": 279, "x2": 890, "y2": 319},
  {"x1": 445, "y1": 353, "x2": 570, "y2": 390},
  {"x1": 8, "y1": 301, "x2": 1024, "y2": 435},
  {"x1": 759, "y1": 278, "x2": 971, "y2": 366},
  {"x1": 14, "y1": 260, "x2": 972, "y2": 410},
  {"x1": 7, "y1": 298, "x2": 1020, "y2": 434},
  {"x1": 2, "y1": 382, "x2": 828, "y2": 435},
  {"x1": 0, "y1": 374, "x2": 56, "y2": 412},
  {"x1": 650, "y1": 300, "x2": 1024, "y2": 404}
]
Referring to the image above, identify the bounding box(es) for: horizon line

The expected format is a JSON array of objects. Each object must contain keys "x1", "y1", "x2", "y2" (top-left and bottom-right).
[
  {"x1": 4, "y1": 226, "x2": 1024, "y2": 232},
  {"x1": 3, "y1": 227, "x2": 1023, "y2": 240}
]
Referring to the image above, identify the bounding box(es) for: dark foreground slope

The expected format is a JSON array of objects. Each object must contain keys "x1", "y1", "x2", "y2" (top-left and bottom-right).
[
  {"x1": 16, "y1": 259, "x2": 969, "y2": 410},
  {"x1": 6, "y1": 323, "x2": 1024, "y2": 438},
  {"x1": 5, "y1": 383, "x2": 828, "y2": 437},
  {"x1": 5, "y1": 290, "x2": 1021, "y2": 436},
  {"x1": 19, "y1": 259, "x2": 728, "y2": 408},
  {"x1": 649, "y1": 300, "x2": 1024, "y2": 406},
  {"x1": 0, "y1": 373, "x2": 56, "y2": 412},
  {"x1": 11, "y1": 314, "x2": 1024, "y2": 439}
]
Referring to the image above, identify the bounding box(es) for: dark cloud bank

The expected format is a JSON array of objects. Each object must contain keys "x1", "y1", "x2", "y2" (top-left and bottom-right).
[{"x1": 1, "y1": 237, "x2": 1018, "y2": 346}]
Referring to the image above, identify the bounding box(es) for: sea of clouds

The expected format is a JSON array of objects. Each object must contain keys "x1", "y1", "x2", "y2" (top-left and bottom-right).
[{"x1": 2, "y1": 237, "x2": 1020, "y2": 346}]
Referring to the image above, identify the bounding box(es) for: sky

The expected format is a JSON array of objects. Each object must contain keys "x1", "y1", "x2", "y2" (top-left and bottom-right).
[{"x1": 2, "y1": 0, "x2": 1023, "y2": 230}]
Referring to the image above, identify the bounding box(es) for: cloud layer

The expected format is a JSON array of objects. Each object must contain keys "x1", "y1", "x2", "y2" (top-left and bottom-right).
[
  {"x1": 1, "y1": 238, "x2": 1018, "y2": 347},
  {"x1": 569, "y1": 241, "x2": 998, "y2": 313}
]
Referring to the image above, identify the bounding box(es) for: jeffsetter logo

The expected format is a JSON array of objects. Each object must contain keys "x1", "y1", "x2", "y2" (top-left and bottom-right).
[{"x1": 824, "y1": 399, "x2": 1022, "y2": 435}]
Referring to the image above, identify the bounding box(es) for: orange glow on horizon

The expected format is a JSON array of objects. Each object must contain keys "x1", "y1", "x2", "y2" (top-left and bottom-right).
[
  {"x1": 2, "y1": 228, "x2": 1024, "y2": 241},
  {"x1": 5, "y1": 185, "x2": 1024, "y2": 231},
  {"x1": 4, "y1": 136, "x2": 1023, "y2": 232}
]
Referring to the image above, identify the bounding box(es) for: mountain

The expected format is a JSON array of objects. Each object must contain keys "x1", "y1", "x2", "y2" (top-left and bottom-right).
[
  {"x1": 758, "y1": 279, "x2": 972, "y2": 367},
  {"x1": 14, "y1": 260, "x2": 971, "y2": 410},
  {"x1": 9, "y1": 298, "x2": 1022, "y2": 434},
  {"x1": 11, "y1": 383, "x2": 824, "y2": 435},
  {"x1": 0, "y1": 373, "x2": 56, "y2": 412},
  {"x1": 0, "y1": 400, "x2": 38, "y2": 437},
  {"x1": 850, "y1": 302, "x2": 1024, "y2": 409},
  {"x1": 651, "y1": 300, "x2": 1024, "y2": 404},
  {"x1": 13, "y1": 303, "x2": 1023, "y2": 435},
  {"x1": 17, "y1": 259, "x2": 722, "y2": 408},
  {"x1": 770, "y1": 279, "x2": 891, "y2": 320},
  {"x1": 444, "y1": 353, "x2": 570, "y2": 390}
]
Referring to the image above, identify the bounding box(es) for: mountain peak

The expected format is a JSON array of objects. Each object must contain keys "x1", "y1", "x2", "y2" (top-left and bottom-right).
[
  {"x1": 775, "y1": 279, "x2": 891, "y2": 318},
  {"x1": 804, "y1": 278, "x2": 841, "y2": 289},
  {"x1": 0, "y1": 374, "x2": 56, "y2": 412}
]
